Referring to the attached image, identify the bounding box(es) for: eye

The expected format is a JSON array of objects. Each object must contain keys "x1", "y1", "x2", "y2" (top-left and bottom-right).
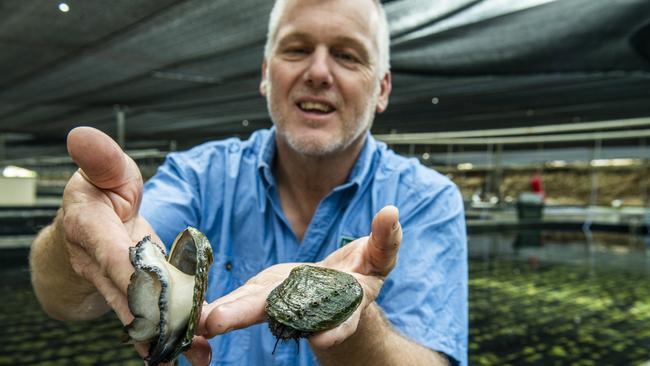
[
  {"x1": 281, "y1": 45, "x2": 312, "y2": 57},
  {"x1": 280, "y1": 45, "x2": 312, "y2": 61},
  {"x1": 286, "y1": 47, "x2": 308, "y2": 54},
  {"x1": 332, "y1": 50, "x2": 360, "y2": 64}
]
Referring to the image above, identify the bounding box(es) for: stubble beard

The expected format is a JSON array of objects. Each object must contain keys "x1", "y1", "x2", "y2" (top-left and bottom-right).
[{"x1": 266, "y1": 79, "x2": 379, "y2": 157}]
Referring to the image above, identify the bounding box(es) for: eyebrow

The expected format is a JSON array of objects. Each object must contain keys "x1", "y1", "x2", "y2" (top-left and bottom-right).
[{"x1": 276, "y1": 32, "x2": 312, "y2": 48}]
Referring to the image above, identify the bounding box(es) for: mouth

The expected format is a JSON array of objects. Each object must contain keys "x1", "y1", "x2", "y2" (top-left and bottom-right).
[{"x1": 296, "y1": 101, "x2": 336, "y2": 115}]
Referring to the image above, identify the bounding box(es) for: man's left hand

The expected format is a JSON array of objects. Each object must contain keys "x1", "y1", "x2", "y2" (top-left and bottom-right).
[{"x1": 195, "y1": 205, "x2": 402, "y2": 353}]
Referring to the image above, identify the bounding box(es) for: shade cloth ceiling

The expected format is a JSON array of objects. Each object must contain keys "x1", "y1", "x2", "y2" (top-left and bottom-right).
[{"x1": 0, "y1": 0, "x2": 649, "y2": 153}]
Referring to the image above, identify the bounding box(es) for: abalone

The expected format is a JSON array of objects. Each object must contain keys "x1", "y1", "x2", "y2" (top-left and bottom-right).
[
  {"x1": 265, "y1": 265, "x2": 363, "y2": 344},
  {"x1": 124, "y1": 227, "x2": 213, "y2": 366}
]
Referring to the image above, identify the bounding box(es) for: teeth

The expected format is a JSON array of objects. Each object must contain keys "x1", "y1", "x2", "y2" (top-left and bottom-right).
[{"x1": 300, "y1": 102, "x2": 333, "y2": 113}]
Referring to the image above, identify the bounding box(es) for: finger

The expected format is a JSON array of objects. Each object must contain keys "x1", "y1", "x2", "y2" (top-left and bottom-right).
[
  {"x1": 365, "y1": 205, "x2": 402, "y2": 276},
  {"x1": 199, "y1": 264, "x2": 296, "y2": 337},
  {"x1": 68, "y1": 247, "x2": 134, "y2": 324},
  {"x1": 125, "y1": 215, "x2": 165, "y2": 253},
  {"x1": 67, "y1": 126, "x2": 132, "y2": 189},
  {"x1": 201, "y1": 282, "x2": 258, "y2": 311},
  {"x1": 308, "y1": 303, "x2": 362, "y2": 349},
  {"x1": 202, "y1": 292, "x2": 268, "y2": 337},
  {"x1": 67, "y1": 126, "x2": 142, "y2": 221},
  {"x1": 197, "y1": 289, "x2": 249, "y2": 336},
  {"x1": 133, "y1": 342, "x2": 150, "y2": 360},
  {"x1": 182, "y1": 336, "x2": 212, "y2": 366}
]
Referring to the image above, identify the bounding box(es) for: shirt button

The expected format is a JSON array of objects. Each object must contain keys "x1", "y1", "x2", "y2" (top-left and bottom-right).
[
  {"x1": 225, "y1": 261, "x2": 233, "y2": 271},
  {"x1": 229, "y1": 143, "x2": 240, "y2": 153}
]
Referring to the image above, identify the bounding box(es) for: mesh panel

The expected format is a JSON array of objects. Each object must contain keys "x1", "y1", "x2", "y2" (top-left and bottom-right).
[{"x1": 0, "y1": 0, "x2": 648, "y2": 149}]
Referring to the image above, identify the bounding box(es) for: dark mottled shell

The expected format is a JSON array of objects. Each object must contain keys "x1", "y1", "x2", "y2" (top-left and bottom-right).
[{"x1": 265, "y1": 265, "x2": 363, "y2": 341}]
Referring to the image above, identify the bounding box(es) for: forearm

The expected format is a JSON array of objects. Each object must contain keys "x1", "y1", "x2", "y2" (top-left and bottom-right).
[
  {"x1": 313, "y1": 303, "x2": 449, "y2": 366},
  {"x1": 29, "y1": 211, "x2": 109, "y2": 321}
]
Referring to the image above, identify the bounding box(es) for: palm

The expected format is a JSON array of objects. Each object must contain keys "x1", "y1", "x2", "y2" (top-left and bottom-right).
[{"x1": 200, "y1": 206, "x2": 402, "y2": 351}]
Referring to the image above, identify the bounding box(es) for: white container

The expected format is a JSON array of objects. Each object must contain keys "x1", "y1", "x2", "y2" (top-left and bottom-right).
[{"x1": 0, "y1": 176, "x2": 37, "y2": 206}]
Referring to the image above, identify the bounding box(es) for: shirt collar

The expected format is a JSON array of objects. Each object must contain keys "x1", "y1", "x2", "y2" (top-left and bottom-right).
[
  {"x1": 337, "y1": 131, "x2": 377, "y2": 191},
  {"x1": 257, "y1": 126, "x2": 277, "y2": 188},
  {"x1": 256, "y1": 127, "x2": 378, "y2": 191}
]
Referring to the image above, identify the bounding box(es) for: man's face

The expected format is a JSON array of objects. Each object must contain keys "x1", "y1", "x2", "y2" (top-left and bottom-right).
[{"x1": 260, "y1": 0, "x2": 391, "y2": 157}]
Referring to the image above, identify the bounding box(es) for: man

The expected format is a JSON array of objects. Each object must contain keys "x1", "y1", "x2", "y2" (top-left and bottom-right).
[{"x1": 30, "y1": 0, "x2": 467, "y2": 365}]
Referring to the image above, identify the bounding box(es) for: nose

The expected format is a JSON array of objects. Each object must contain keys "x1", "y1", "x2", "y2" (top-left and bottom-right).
[{"x1": 303, "y1": 47, "x2": 333, "y2": 88}]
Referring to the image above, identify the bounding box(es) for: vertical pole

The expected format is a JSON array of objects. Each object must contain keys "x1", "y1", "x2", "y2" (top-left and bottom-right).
[
  {"x1": 494, "y1": 143, "x2": 503, "y2": 205},
  {"x1": 537, "y1": 142, "x2": 544, "y2": 173},
  {"x1": 589, "y1": 138, "x2": 601, "y2": 207},
  {"x1": 480, "y1": 144, "x2": 494, "y2": 220},
  {"x1": 640, "y1": 138, "x2": 648, "y2": 207},
  {"x1": 115, "y1": 106, "x2": 126, "y2": 149},
  {"x1": 484, "y1": 143, "x2": 493, "y2": 201},
  {"x1": 583, "y1": 138, "x2": 601, "y2": 274},
  {"x1": 0, "y1": 134, "x2": 5, "y2": 162}
]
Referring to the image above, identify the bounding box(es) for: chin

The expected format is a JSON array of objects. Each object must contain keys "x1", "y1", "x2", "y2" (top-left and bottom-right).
[{"x1": 285, "y1": 133, "x2": 345, "y2": 157}]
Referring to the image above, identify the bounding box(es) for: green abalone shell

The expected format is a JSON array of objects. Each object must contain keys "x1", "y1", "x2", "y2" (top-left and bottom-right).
[
  {"x1": 265, "y1": 265, "x2": 363, "y2": 341},
  {"x1": 124, "y1": 227, "x2": 213, "y2": 366}
]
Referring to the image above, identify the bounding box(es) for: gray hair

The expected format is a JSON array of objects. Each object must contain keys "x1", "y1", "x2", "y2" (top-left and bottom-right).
[{"x1": 263, "y1": 0, "x2": 391, "y2": 76}]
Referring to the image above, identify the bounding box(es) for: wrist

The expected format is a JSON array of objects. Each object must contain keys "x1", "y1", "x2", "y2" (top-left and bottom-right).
[
  {"x1": 312, "y1": 301, "x2": 389, "y2": 364},
  {"x1": 353, "y1": 301, "x2": 389, "y2": 348},
  {"x1": 31, "y1": 215, "x2": 105, "y2": 320}
]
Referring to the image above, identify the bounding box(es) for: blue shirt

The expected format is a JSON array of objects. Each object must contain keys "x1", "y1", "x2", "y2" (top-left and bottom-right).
[{"x1": 141, "y1": 128, "x2": 468, "y2": 366}]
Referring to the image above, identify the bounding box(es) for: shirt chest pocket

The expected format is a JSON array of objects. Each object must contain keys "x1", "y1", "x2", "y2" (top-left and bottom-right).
[{"x1": 205, "y1": 256, "x2": 260, "y2": 364}]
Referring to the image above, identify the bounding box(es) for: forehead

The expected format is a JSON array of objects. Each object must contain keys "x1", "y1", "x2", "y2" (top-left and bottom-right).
[{"x1": 274, "y1": 0, "x2": 379, "y2": 50}]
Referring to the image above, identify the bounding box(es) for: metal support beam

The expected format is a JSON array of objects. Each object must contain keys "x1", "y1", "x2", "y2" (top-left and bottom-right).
[
  {"x1": 375, "y1": 117, "x2": 650, "y2": 145},
  {"x1": 379, "y1": 127, "x2": 650, "y2": 146}
]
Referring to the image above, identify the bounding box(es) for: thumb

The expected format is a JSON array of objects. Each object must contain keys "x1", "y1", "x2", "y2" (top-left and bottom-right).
[
  {"x1": 67, "y1": 127, "x2": 133, "y2": 189},
  {"x1": 365, "y1": 205, "x2": 402, "y2": 276},
  {"x1": 67, "y1": 126, "x2": 143, "y2": 220}
]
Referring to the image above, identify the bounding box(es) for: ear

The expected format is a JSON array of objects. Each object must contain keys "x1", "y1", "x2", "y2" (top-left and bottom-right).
[
  {"x1": 259, "y1": 60, "x2": 268, "y2": 97},
  {"x1": 375, "y1": 71, "x2": 392, "y2": 113}
]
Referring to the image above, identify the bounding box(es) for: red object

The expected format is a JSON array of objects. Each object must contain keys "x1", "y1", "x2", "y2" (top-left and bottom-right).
[{"x1": 530, "y1": 174, "x2": 545, "y2": 200}]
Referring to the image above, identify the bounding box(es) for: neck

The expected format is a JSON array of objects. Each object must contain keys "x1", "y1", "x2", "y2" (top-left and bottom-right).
[{"x1": 274, "y1": 134, "x2": 366, "y2": 241}]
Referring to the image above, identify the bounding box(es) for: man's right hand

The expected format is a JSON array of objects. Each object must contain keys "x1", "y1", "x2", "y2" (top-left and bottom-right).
[
  {"x1": 58, "y1": 126, "x2": 154, "y2": 324},
  {"x1": 30, "y1": 126, "x2": 157, "y2": 323},
  {"x1": 31, "y1": 127, "x2": 211, "y2": 365}
]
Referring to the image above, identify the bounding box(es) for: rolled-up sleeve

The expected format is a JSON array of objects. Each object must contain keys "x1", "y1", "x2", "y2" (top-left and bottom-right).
[{"x1": 141, "y1": 151, "x2": 205, "y2": 248}]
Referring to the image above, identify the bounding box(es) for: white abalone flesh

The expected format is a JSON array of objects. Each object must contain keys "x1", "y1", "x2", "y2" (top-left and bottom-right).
[{"x1": 124, "y1": 227, "x2": 213, "y2": 366}]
